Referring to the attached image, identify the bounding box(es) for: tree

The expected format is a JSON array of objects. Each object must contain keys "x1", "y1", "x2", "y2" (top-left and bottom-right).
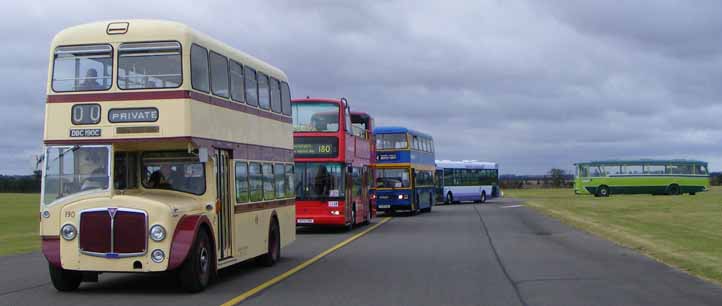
[{"x1": 549, "y1": 168, "x2": 566, "y2": 188}]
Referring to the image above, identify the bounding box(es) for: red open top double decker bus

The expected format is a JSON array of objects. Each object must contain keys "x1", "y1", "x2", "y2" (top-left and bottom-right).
[{"x1": 292, "y1": 98, "x2": 374, "y2": 229}]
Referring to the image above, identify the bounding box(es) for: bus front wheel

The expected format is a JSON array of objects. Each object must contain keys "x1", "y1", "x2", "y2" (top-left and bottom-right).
[
  {"x1": 596, "y1": 186, "x2": 610, "y2": 197},
  {"x1": 179, "y1": 229, "x2": 212, "y2": 292},
  {"x1": 49, "y1": 264, "x2": 82, "y2": 291},
  {"x1": 667, "y1": 184, "x2": 680, "y2": 196}
]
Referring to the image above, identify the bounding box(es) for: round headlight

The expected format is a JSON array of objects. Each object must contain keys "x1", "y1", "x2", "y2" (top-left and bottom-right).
[
  {"x1": 60, "y1": 224, "x2": 77, "y2": 241},
  {"x1": 397, "y1": 194, "x2": 404, "y2": 200},
  {"x1": 149, "y1": 225, "x2": 166, "y2": 242},
  {"x1": 151, "y1": 249, "x2": 165, "y2": 263}
]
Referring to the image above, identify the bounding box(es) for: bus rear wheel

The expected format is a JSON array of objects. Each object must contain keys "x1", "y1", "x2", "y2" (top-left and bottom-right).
[
  {"x1": 446, "y1": 192, "x2": 453, "y2": 205},
  {"x1": 49, "y1": 264, "x2": 82, "y2": 292},
  {"x1": 596, "y1": 186, "x2": 610, "y2": 197},
  {"x1": 363, "y1": 203, "x2": 372, "y2": 225},
  {"x1": 258, "y1": 218, "x2": 281, "y2": 266},
  {"x1": 667, "y1": 184, "x2": 680, "y2": 196},
  {"x1": 179, "y1": 230, "x2": 212, "y2": 292}
]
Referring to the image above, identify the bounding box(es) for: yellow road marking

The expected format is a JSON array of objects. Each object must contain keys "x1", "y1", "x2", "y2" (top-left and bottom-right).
[{"x1": 220, "y1": 217, "x2": 392, "y2": 306}]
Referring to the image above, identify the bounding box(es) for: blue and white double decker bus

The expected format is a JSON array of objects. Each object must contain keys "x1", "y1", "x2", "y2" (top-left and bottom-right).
[
  {"x1": 374, "y1": 127, "x2": 435, "y2": 215},
  {"x1": 435, "y1": 160, "x2": 500, "y2": 204}
]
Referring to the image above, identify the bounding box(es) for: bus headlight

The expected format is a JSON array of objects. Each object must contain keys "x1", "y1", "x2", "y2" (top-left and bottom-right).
[
  {"x1": 151, "y1": 249, "x2": 165, "y2": 263},
  {"x1": 398, "y1": 194, "x2": 404, "y2": 200},
  {"x1": 60, "y1": 224, "x2": 77, "y2": 241},
  {"x1": 397, "y1": 194, "x2": 408, "y2": 200},
  {"x1": 149, "y1": 225, "x2": 166, "y2": 242}
]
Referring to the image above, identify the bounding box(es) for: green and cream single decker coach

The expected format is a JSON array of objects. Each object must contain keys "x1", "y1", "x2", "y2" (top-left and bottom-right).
[{"x1": 574, "y1": 159, "x2": 710, "y2": 197}]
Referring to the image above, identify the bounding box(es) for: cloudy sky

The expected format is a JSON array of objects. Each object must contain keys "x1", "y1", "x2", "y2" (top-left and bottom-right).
[{"x1": 2, "y1": 0, "x2": 722, "y2": 175}]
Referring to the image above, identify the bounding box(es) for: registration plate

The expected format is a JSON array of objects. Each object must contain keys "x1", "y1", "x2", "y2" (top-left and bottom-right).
[
  {"x1": 297, "y1": 219, "x2": 314, "y2": 224},
  {"x1": 378, "y1": 205, "x2": 391, "y2": 209}
]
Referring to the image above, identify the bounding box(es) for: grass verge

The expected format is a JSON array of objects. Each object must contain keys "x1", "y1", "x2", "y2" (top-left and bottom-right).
[
  {"x1": 0, "y1": 193, "x2": 39, "y2": 256},
  {"x1": 507, "y1": 187, "x2": 722, "y2": 284}
]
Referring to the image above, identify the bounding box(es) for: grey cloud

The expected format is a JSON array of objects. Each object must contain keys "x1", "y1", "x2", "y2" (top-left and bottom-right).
[{"x1": 1, "y1": 0, "x2": 722, "y2": 175}]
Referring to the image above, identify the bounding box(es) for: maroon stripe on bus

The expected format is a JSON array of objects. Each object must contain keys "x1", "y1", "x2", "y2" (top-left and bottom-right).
[
  {"x1": 47, "y1": 90, "x2": 189, "y2": 103},
  {"x1": 44, "y1": 136, "x2": 295, "y2": 162},
  {"x1": 47, "y1": 90, "x2": 292, "y2": 124}
]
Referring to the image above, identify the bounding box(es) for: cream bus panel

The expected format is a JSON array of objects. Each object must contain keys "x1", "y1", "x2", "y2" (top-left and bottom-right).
[{"x1": 44, "y1": 99, "x2": 292, "y2": 150}]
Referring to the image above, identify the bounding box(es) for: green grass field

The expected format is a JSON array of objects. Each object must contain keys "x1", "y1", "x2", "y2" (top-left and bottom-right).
[
  {"x1": 0, "y1": 193, "x2": 39, "y2": 256},
  {"x1": 507, "y1": 187, "x2": 722, "y2": 284}
]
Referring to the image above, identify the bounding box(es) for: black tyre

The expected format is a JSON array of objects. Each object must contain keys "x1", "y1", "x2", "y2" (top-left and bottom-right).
[
  {"x1": 427, "y1": 193, "x2": 433, "y2": 212},
  {"x1": 480, "y1": 191, "x2": 487, "y2": 203},
  {"x1": 49, "y1": 264, "x2": 82, "y2": 292},
  {"x1": 363, "y1": 204, "x2": 372, "y2": 225},
  {"x1": 597, "y1": 185, "x2": 610, "y2": 197},
  {"x1": 668, "y1": 184, "x2": 680, "y2": 196},
  {"x1": 258, "y1": 218, "x2": 281, "y2": 266},
  {"x1": 690, "y1": 192, "x2": 696, "y2": 196},
  {"x1": 346, "y1": 206, "x2": 356, "y2": 231},
  {"x1": 179, "y1": 230, "x2": 212, "y2": 292},
  {"x1": 410, "y1": 194, "x2": 419, "y2": 216}
]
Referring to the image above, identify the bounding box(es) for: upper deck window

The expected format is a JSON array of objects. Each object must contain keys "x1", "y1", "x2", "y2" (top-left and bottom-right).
[
  {"x1": 52, "y1": 44, "x2": 112, "y2": 92},
  {"x1": 258, "y1": 72, "x2": 270, "y2": 110},
  {"x1": 190, "y1": 45, "x2": 209, "y2": 92},
  {"x1": 230, "y1": 60, "x2": 245, "y2": 103},
  {"x1": 281, "y1": 82, "x2": 292, "y2": 116},
  {"x1": 270, "y1": 78, "x2": 282, "y2": 113},
  {"x1": 377, "y1": 133, "x2": 408, "y2": 150},
  {"x1": 210, "y1": 51, "x2": 229, "y2": 98},
  {"x1": 118, "y1": 42, "x2": 181, "y2": 89},
  {"x1": 244, "y1": 66, "x2": 258, "y2": 106},
  {"x1": 292, "y1": 103, "x2": 340, "y2": 132}
]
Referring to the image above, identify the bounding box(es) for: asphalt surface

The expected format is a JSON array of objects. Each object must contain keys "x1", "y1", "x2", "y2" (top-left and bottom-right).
[{"x1": 2, "y1": 198, "x2": 722, "y2": 306}]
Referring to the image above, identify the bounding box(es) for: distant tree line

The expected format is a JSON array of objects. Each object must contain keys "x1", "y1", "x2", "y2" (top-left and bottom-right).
[
  {"x1": 500, "y1": 168, "x2": 574, "y2": 189},
  {"x1": 0, "y1": 171, "x2": 41, "y2": 193}
]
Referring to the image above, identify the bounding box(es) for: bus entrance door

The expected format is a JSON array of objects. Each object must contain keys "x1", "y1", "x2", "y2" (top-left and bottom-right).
[{"x1": 215, "y1": 149, "x2": 233, "y2": 260}]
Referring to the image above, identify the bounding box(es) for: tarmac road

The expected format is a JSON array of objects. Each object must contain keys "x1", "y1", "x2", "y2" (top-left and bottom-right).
[{"x1": 2, "y1": 197, "x2": 722, "y2": 306}]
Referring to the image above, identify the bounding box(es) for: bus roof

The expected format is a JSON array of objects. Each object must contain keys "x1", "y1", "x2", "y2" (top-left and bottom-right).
[
  {"x1": 436, "y1": 160, "x2": 498, "y2": 169},
  {"x1": 50, "y1": 19, "x2": 287, "y2": 82},
  {"x1": 575, "y1": 159, "x2": 708, "y2": 166},
  {"x1": 374, "y1": 126, "x2": 432, "y2": 138}
]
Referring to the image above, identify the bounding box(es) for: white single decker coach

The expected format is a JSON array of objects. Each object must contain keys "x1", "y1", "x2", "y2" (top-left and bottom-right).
[{"x1": 435, "y1": 160, "x2": 500, "y2": 204}]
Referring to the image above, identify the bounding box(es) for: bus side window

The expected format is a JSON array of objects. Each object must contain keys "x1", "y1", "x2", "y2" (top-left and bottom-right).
[
  {"x1": 258, "y1": 73, "x2": 270, "y2": 110},
  {"x1": 249, "y1": 162, "x2": 263, "y2": 202},
  {"x1": 270, "y1": 78, "x2": 282, "y2": 114},
  {"x1": 230, "y1": 60, "x2": 245, "y2": 103},
  {"x1": 210, "y1": 51, "x2": 229, "y2": 98},
  {"x1": 235, "y1": 161, "x2": 249, "y2": 203},
  {"x1": 244, "y1": 66, "x2": 258, "y2": 107},
  {"x1": 281, "y1": 81, "x2": 292, "y2": 116},
  {"x1": 190, "y1": 44, "x2": 209, "y2": 93}
]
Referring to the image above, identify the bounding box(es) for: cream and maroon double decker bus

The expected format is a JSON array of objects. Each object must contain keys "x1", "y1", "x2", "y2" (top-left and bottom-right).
[{"x1": 40, "y1": 20, "x2": 295, "y2": 292}]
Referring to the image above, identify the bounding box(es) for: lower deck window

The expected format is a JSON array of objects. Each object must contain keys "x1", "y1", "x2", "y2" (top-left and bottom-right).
[{"x1": 141, "y1": 152, "x2": 205, "y2": 195}]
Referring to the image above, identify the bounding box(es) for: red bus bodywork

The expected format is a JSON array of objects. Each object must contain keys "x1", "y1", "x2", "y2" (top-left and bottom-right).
[{"x1": 293, "y1": 98, "x2": 375, "y2": 227}]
